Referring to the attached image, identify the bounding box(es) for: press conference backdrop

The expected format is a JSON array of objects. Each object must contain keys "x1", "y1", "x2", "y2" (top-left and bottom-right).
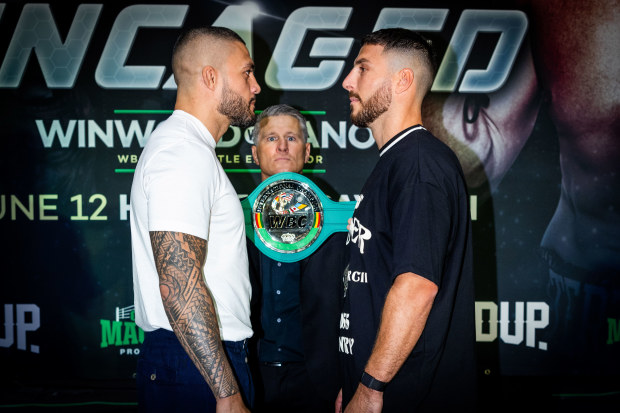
[{"x1": 1, "y1": 0, "x2": 618, "y2": 387}]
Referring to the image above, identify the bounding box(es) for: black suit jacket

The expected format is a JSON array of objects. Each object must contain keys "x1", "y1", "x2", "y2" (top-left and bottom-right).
[{"x1": 247, "y1": 232, "x2": 348, "y2": 402}]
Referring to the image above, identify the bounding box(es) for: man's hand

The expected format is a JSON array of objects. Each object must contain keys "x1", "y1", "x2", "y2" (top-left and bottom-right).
[
  {"x1": 344, "y1": 384, "x2": 383, "y2": 413},
  {"x1": 215, "y1": 393, "x2": 250, "y2": 413}
]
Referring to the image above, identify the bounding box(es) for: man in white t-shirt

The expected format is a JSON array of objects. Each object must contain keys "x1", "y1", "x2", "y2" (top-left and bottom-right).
[{"x1": 130, "y1": 26, "x2": 260, "y2": 413}]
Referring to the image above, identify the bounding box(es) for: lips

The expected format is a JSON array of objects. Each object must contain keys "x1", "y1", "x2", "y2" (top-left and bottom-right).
[{"x1": 349, "y1": 93, "x2": 361, "y2": 104}]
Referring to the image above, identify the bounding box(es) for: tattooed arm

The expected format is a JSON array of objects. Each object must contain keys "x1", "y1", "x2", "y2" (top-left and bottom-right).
[{"x1": 150, "y1": 231, "x2": 249, "y2": 412}]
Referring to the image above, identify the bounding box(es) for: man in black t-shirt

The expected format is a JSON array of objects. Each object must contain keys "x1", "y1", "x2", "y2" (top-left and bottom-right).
[{"x1": 336, "y1": 28, "x2": 477, "y2": 412}]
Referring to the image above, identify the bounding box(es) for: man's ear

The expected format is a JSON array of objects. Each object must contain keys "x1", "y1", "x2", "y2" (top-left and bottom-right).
[
  {"x1": 395, "y1": 68, "x2": 414, "y2": 94},
  {"x1": 202, "y1": 66, "x2": 217, "y2": 91},
  {"x1": 304, "y1": 142, "x2": 311, "y2": 163},
  {"x1": 251, "y1": 145, "x2": 260, "y2": 165}
]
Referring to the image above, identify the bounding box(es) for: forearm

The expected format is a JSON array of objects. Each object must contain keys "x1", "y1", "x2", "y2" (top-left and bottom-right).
[
  {"x1": 343, "y1": 273, "x2": 437, "y2": 413},
  {"x1": 364, "y1": 272, "x2": 437, "y2": 383},
  {"x1": 150, "y1": 231, "x2": 240, "y2": 400}
]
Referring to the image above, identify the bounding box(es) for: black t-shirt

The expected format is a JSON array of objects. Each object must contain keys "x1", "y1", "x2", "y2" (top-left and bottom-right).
[{"x1": 339, "y1": 125, "x2": 477, "y2": 411}]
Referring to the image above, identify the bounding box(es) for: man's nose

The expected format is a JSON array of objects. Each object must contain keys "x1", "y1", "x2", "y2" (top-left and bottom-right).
[
  {"x1": 251, "y1": 74, "x2": 261, "y2": 95},
  {"x1": 277, "y1": 139, "x2": 288, "y2": 151},
  {"x1": 342, "y1": 70, "x2": 354, "y2": 91}
]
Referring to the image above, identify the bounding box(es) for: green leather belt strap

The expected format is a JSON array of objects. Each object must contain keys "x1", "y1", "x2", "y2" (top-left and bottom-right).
[{"x1": 241, "y1": 172, "x2": 356, "y2": 262}]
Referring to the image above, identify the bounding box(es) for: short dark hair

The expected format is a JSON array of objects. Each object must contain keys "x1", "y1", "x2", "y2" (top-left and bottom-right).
[
  {"x1": 171, "y1": 26, "x2": 245, "y2": 79},
  {"x1": 362, "y1": 28, "x2": 437, "y2": 74},
  {"x1": 173, "y1": 26, "x2": 244, "y2": 56},
  {"x1": 362, "y1": 28, "x2": 437, "y2": 96},
  {"x1": 252, "y1": 104, "x2": 308, "y2": 144}
]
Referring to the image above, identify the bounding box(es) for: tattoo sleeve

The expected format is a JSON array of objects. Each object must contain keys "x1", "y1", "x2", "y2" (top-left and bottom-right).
[{"x1": 149, "y1": 231, "x2": 239, "y2": 399}]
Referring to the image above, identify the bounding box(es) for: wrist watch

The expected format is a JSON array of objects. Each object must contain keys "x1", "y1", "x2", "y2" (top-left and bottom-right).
[{"x1": 360, "y1": 371, "x2": 388, "y2": 392}]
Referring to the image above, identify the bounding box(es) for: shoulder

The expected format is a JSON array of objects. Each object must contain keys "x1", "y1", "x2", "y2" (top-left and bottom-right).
[
  {"x1": 419, "y1": 129, "x2": 459, "y2": 159},
  {"x1": 143, "y1": 120, "x2": 217, "y2": 176},
  {"x1": 394, "y1": 128, "x2": 455, "y2": 159},
  {"x1": 137, "y1": 141, "x2": 218, "y2": 201},
  {"x1": 400, "y1": 129, "x2": 461, "y2": 172},
  {"x1": 145, "y1": 142, "x2": 215, "y2": 180},
  {"x1": 384, "y1": 129, "x2": 465, "y2": 193}
]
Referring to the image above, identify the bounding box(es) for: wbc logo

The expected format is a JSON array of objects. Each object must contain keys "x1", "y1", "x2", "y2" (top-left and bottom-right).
[{"x1": 253, "y1": 179, "x2": 323, "y2": 254}]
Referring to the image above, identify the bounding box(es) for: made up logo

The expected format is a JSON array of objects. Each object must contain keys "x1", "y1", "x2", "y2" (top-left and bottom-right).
[{"x1": 0, "y1": 303, "x2": 40, "y2": 354}]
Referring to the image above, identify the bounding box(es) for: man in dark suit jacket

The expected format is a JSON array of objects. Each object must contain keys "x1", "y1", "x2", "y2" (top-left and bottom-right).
[{"x1": 247, "y1": 104, "x2": 348, "y2": 412}]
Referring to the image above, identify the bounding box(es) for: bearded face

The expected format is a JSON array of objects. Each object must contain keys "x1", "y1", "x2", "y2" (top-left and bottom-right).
[
  {"x1": 350, "y1": 81, "x2": 392, "y2": 128},
  {"x1": 217, "y1": 80, "x2": 257, "y2": 129}
]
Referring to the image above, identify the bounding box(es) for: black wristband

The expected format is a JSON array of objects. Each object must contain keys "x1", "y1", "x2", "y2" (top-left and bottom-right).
[{"x1": 360, "y1": 371, "x2": 388, "y2": 392}]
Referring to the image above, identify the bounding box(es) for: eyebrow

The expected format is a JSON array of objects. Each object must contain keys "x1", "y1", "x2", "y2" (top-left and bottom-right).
[{"x1": 354, "y1": 57, "x2": 370, "y2": 66}]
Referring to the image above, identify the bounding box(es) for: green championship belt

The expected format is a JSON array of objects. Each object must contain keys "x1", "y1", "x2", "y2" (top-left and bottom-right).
[{"x1": 241, "y1": 172, "x2": 356, "y2": 262}]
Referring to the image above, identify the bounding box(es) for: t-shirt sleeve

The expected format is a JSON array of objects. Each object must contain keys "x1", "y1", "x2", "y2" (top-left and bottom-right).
[
  {"x1": 390, "y1": 182, "x2": 451, "y2": 287},
  {"x1": 143, "y1": 143, "x2": 216, "y2": 240}
]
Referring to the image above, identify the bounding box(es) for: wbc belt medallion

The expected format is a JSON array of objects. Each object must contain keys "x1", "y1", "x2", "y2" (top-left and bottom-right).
[
  {"x1": 241, "y1": 172, "x2": 355, "y2": 262},
  {"x1": 254, "y1": 179, "x2": 323, "y2": 254}
]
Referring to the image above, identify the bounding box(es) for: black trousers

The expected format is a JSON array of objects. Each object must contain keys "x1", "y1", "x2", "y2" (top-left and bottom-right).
[
  {"x1": 137, "y1": 329, "x2": 254, "y2": 412},
  {"x1": 254, "y1": 361, "x2": 333, "y2": 413}
]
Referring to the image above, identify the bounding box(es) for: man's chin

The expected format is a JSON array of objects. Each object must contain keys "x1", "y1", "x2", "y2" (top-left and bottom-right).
[
  {"x1": 229, "y1": 114, "x2": 256, "y2": 129},
  {"x1": 350, "y1": 116, "x2": 369, "y2": 128},
  {"x1": 349, "y1": 109, "x2": 365, "y2": 126},
  {"x1": 273, "y1": 164, "x2": 303, "y2": 175}
]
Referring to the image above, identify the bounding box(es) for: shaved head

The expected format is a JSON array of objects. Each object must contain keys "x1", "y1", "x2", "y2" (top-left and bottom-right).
[{"x1": 171, "y1": 26, "x2": 245, "y2": 89}]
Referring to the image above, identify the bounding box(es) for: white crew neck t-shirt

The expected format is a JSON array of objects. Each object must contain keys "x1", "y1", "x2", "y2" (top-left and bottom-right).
[{"x1": 130, "y1": 110, "x2": 252, "y2": 341}]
